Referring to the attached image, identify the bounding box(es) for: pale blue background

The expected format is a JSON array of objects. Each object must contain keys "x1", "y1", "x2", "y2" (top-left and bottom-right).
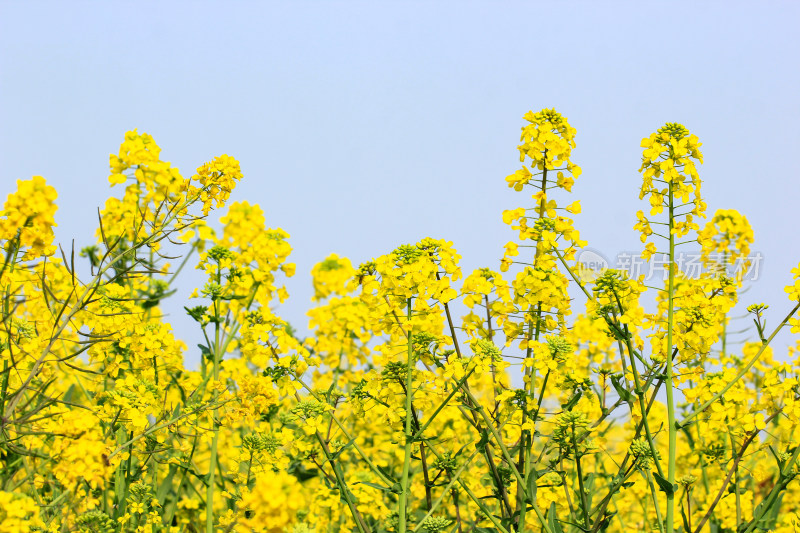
[{"x1": 2, "y1": 1, "x2": 798, "y2": 363}]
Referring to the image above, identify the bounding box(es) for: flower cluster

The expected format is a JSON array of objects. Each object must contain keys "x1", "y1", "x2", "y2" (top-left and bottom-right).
[
  {"x1": 698, "y1": 209, "x2": 754, "y2": 269},
  {"x1": 1, "y1": 115, "x2": 799, "y2": 533},
  {"x1": 636, "y1": 122, "x2": 706, "y2": 258},
  {"x1": 0, "y1": 176, "x2": 58, "y2": 258},
  {"x1": 190, "y1": 154, "x2": 244, "y2": 215}
]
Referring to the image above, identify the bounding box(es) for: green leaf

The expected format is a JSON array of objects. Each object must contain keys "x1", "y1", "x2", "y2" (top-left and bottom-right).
[
  {"x1": 562, "y1": 390, "x2": 582, "y2": 412},
  {"x1": 156, "y1": 464, "x2": 178, "y2": 504},
  {"x1": 547, "y1": 502, "x2": 564, "y2": 533},
  {"x1": 330, "y1": 438, "x2": 355, "y2": 462},
  {"x1": 355, "y1": 481, "x2": 392, "y2": 492},
  {"x1": 63, "y1": 384, "x2": 76, "y2": 403},
  {"x1": 527, "y1": 471, "x2": 538, "y2": 501},
  {"x1": 609, "y1": 374, "x2": 632, "y2": 403},
  {"x1": 680, "y1": 502, "x2": 691, "y2": 533},
  {"x1": 196, "y1": 344, "x2": 212, "y2": 359},
  {"x1": 594, "y1": 510, "x2": 615, "y2": 532},
  {"x1": 652, "y1": 472, "x2": 677, "y2": 496},
  {"x1": 287, "y1": 460, "x2": 319, "y2": 482},
  {"x1": 325, "y1": 379, "x2": 337, "y2": 402},
  {"x1": 765, "y1": 492, "x2": 786, "y2": 527},
  {"x1": 475, "y1": 429, "x2": 490, "y2": 451}
]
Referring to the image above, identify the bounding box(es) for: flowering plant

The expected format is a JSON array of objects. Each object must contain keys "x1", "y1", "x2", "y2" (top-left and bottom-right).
[{"x1": 1, "y1": 111, "x2": 799, "y2": 533}]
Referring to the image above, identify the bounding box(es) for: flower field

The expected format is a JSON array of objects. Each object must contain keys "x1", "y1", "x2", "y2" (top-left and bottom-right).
[{"x1": 2, "y1": 109, "x2": 800, "y2": 533}]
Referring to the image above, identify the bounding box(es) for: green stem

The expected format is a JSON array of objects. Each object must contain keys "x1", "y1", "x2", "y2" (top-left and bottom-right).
[
  {"x1": 410, "y1": 449, "x2": 480, "y2": 533},
  {"x1": 519, "y1": 158, "x2": 548, "y2": 531},
  {"x1": 316, "y1": 432, "x2": 371, "y2": 533},
  {"x1": 730, "y1": 432, "x2": 741, "y2": 529},
  {"x1": 398, "y1": 298, "x2": 414, "y2": 533},
  {"x1": 665, "y1": 179, "x2": 677, "y2": 533},
  {"x1": 572, "y1": 424, "x2": 590, "y2": 528},
  {"x1": 646, "y1": 470, "x2": 666, "y2": 533},
  {"x1": 459, "y1": 385, "x2": 553, "y2": 533},
  {"x1": 424, "y1": 439, "x2": 512, "y2": 533},
  {"x1": 206, "y1": 280, "x2": 222, "y2": 533},
  {"x1": 626, "y1": 339, "x2": 665, "y2": 480},
  {"x1": 295, "y1": 380, "x2": 393, "y2": 487}
]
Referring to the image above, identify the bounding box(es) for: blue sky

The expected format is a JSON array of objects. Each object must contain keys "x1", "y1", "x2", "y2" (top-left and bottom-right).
[{"x1": 2, "y1": 1, "x2": 798, "y2": 361}]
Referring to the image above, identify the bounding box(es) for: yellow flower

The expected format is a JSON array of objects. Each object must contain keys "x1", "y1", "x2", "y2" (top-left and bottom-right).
[
  {"x1": 0, "y1": 176, "x2": 58, "y2": 258},
  {"x1": 190, "y1": 154, "x2": 244, "y2": 215},
  {"x1": 785, "y1": 264, "x2": 800, "y2": 302}
]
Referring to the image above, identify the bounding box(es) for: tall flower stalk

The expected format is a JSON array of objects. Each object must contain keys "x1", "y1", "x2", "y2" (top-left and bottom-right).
[
  {"x1": 398, "y1": 298, "x2": 414, "y2": 532},
  {"x1": 637, "y1": 123, "x2": 705, "y2": 532},
  {"x1": 502, "y1": 108, "x2": 584, "y2": 531}
]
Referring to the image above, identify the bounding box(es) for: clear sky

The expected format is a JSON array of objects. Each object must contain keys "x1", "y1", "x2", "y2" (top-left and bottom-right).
[{"x1": 2, "y1": 1, "x2": 798, "y2": 363}]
